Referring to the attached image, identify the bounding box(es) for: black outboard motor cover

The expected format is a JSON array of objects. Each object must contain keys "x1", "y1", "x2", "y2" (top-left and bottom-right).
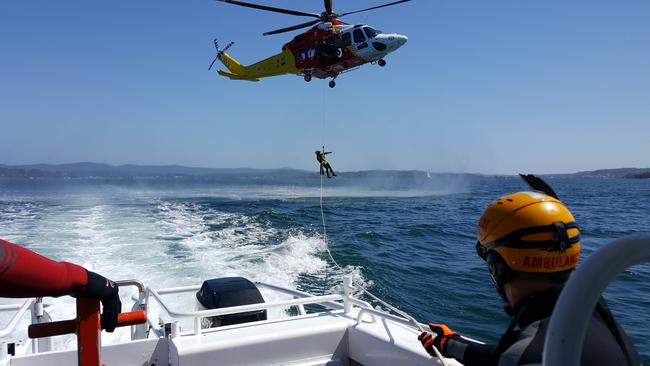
[{"x1": 196, "y1": 277, "x2": 266, "y2": 327}]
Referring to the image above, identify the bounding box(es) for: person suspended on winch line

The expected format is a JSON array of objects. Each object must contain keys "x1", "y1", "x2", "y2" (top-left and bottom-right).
[
  {"x1": 315, "y1": 149, "x2": 336, "y2": 178},
  {"x1": 0, "y1": 239, "x2": 122, "y2": 332},
  {"x1": 417, "y1": 178, "x2": 641, "y2": 366}
]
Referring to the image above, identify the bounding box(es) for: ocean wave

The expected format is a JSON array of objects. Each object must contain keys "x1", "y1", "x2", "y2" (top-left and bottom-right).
[{"x1": 1, "y1": 179, "x2": 648, "y2": 360}]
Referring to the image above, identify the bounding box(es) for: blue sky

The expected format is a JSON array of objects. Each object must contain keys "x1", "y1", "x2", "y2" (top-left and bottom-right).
[{"x1": 1, "y1": 0, "x2": 648, "y2": 174}]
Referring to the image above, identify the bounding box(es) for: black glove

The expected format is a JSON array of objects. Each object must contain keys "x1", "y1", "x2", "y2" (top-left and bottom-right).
[
  {"x1": 418, "y1": 323, "x2": 459, "y2": 358},
  {"x1": 78, "y1": 271, "x2": 121, "y2": 332}
]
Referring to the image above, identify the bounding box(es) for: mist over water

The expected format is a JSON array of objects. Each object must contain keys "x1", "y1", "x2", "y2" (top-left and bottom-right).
[{"x1": 1, "y1": 176, "x2": 648, "y2": 361}]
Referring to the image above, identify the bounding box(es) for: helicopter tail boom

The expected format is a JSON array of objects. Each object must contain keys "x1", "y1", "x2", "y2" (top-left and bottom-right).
[{"x1": 215, "y1": 47, "x2": 299, "y2": 81}]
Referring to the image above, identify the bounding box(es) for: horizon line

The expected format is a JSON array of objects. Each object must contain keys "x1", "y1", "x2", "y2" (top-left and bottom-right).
[{"x1": 2, "y1": 161, "x2": 649, "y2": 177}]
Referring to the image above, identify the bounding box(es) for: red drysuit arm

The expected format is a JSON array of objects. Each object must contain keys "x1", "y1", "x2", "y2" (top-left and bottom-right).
[{"x1": 0, "y1": 239, "x2": 88, "y2": 298}]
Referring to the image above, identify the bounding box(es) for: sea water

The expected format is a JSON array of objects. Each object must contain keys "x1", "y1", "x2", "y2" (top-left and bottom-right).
[{"x1": 1, "y1": 175, "x2": 648, "y2": 361}]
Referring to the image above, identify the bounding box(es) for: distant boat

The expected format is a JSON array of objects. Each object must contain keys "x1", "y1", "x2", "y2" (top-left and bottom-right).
[{"x1": 426, "y1": 169, "x2": 431, "y2": 179}]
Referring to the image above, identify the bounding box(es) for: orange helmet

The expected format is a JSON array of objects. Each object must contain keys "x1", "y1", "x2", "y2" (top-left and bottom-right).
[{"x1": 476, "y1": 191, "x2": 581, "y2": 298}]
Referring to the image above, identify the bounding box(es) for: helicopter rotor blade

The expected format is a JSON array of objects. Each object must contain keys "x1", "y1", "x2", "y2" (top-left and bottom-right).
[
  {"x1": 217, "y1": 0, "x2": 320, "y2": 18},
  {"x1": 208, "y1": 39, "x2": 219, "y2": 70},
  {"x1": 338, "y1": 0, "x2": 411, "y2": 17},
  {"x1": 208, "y1": 55, "x2": 219, "y2": 71},
  {"x1": 263, "y1": 19, "x2": 321, "y2": 36},
  {"x1": 324, "y1": 0, "x2": 333, "y2": 16},
  {"x1": 208, "y1": 39, "x2": 235, "y2": 70},
  {"x1": 222, "y1": 41, "x2": 234, "y2": 53}
]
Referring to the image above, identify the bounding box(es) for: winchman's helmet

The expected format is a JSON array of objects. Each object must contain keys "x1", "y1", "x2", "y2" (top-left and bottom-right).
[{"x1": 476, "y1": 191, "x2": 581, "y2": 300}]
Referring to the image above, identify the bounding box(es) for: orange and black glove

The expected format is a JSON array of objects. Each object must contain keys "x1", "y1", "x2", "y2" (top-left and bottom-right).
[{"x1": 418, "y1": 323, "x2": 459, "y2": 358}]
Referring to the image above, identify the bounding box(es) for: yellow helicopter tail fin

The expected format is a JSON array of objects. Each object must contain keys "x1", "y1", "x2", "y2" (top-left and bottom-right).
[
  {"x1": 219, "y1": 51, "x2": 248, "y2": 76},
  {"x1": 208, "y1": 39, "x2": 252, "y2": 78}
]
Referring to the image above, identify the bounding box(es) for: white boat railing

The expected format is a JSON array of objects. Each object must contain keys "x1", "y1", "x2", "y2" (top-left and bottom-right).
[
  {"x1": 255, "y1": 282, "x2": 376, "y2": 314},
  {"x1": 254, "y1": 282, "x2": 345, "y2": 313},
  {"x1": 115, "y1": 280, "x2": 147, "y2": 340},
  {"x1": 1, "y1": 275, "x2": 397, "y2": 361},
  {"x1": 0, "y1": 300, "x2": 32, "y2": 340},
  {"x1": 143, "y1": 280, "x2": 358, "y2": 337},
  {"x1": 1, "y1": 300, "x2": 33, "y2": 362},
  {"x1": 0, "y1": 298, "x2": 54, "y2": 360},
  {"x1": 357, "y1": 307, "x2": 416, "y2": 328},
  {"x1": 134, "y1": 275, "x2": 387, "y2": 339},
  {"x1": 129, "y1": 277, "x2": 380, "y2": 340}
]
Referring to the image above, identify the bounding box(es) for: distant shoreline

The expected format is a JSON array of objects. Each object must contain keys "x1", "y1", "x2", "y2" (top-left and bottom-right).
[
  {"x1": 1, "y1": 163, "x2": 649, "y2": 180},
  {"x1": 625, "y1": 172, "x2": 650, "y2": 179}
]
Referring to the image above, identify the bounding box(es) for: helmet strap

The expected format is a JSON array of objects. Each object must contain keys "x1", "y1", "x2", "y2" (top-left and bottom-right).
[
  {"x1": 487, "y1": 252, "x2": 511, "y2": 303},
  {"x1": 482, "y1": 221, "x2": 580, "y2": 252},
  {"x1": 552, "y1": 221, "x2": 570, "y2": 251}
]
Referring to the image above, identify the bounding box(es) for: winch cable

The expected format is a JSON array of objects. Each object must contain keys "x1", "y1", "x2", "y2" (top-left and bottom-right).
[
  {"x1": 319, "y1": 82, "x2": 330, "y2": 295},
  {"x1": 316, "y1": 84, "x2": 425, "y2": 332},
  {"x1": 317, "y1": 192, "x2": 450, "y2": 365},
  {"x1": 320, "y1": 168, "x2": 330, "y2": 295},
  {"x1": 317, "y1": 161, "x2": 450, "y2": 366}
]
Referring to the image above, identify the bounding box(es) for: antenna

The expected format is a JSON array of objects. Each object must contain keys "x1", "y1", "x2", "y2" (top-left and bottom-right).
[{"x1": 519, "y1": 174, "x2": 559, "y2": 199}]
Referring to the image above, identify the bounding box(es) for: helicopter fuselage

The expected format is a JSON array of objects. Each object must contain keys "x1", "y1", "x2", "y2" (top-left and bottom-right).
[
  {"x1": 286, "y1": 22, "x2": 408, "y2": 79},
  {"x1": 214, "y1": 21, "x2": 407, "y2": 86}
]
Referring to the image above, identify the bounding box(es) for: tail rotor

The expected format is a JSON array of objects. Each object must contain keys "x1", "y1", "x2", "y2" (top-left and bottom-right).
[{"x1": 209, "y1": 39, "x2": 235, "y2": 71}]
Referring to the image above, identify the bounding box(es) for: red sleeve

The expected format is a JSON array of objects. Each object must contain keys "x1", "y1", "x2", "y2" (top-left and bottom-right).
[{"x1": 0, "y1": 239, "x2": 88, "y2": 298}]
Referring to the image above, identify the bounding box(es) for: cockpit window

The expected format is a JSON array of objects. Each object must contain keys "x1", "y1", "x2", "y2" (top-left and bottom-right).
[
  {"x1": 353, "y1": 29, "x2": 366, "y2": 43},
  {"x1": 363, "y1": 27, "x2": 379, "y2": 39},
  {"x1": 372, "y1": 42, "x2": 387, "y2": 51}
]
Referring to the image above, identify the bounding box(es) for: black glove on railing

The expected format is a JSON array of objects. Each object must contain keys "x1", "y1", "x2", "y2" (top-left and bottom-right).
[{"x1": 77, "y1": 271, "x2": 121, "y2": 332}]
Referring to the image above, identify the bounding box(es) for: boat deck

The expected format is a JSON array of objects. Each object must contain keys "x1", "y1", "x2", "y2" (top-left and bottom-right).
[{"x1": 1, "y1": 277, "x2": 459, "y2": 365}]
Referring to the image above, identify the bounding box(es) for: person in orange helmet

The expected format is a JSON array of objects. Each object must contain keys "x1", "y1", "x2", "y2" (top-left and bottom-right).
[{"x1": 418, "y1": 189, "x2": 641, "y2": 365}]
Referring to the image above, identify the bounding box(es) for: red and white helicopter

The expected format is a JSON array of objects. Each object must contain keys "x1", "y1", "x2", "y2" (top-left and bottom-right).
[{"x1": 209, "y1": 0, "x2": 410, "y2": 87}]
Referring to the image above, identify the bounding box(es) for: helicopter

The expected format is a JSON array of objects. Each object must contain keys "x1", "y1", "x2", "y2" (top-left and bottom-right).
[{"x1": 209, "y1": 0, "x2": 410, "y2": 88}]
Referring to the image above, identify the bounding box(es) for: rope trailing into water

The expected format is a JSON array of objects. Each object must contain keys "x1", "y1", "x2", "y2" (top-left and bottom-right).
[{"x1": 317, "y1": 172, "x2": 450, "y2": 366}]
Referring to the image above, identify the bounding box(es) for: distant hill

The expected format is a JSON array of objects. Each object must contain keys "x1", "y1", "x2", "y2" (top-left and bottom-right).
[
  {"x1": 545, "y1": 168, "x2": 650, "y2": 179},
  {"x1": 1, "y1": 163, "x2": 648, "y2": 180},
  {"x1": 625, "y1": 171, "x2": 650, "y2": 179},
  {"x1": 11, "y1": 162, "x2": 272, "y2": 177},
  {"x1": 0, "y1": 163, "x2": 483, "y2": 192},
  {"x1": 0, "y1": 163, "x2": 468, "y2": 179},
  {"x1": 0, "y1": 165, "x2": 60, "y2": 178}
]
